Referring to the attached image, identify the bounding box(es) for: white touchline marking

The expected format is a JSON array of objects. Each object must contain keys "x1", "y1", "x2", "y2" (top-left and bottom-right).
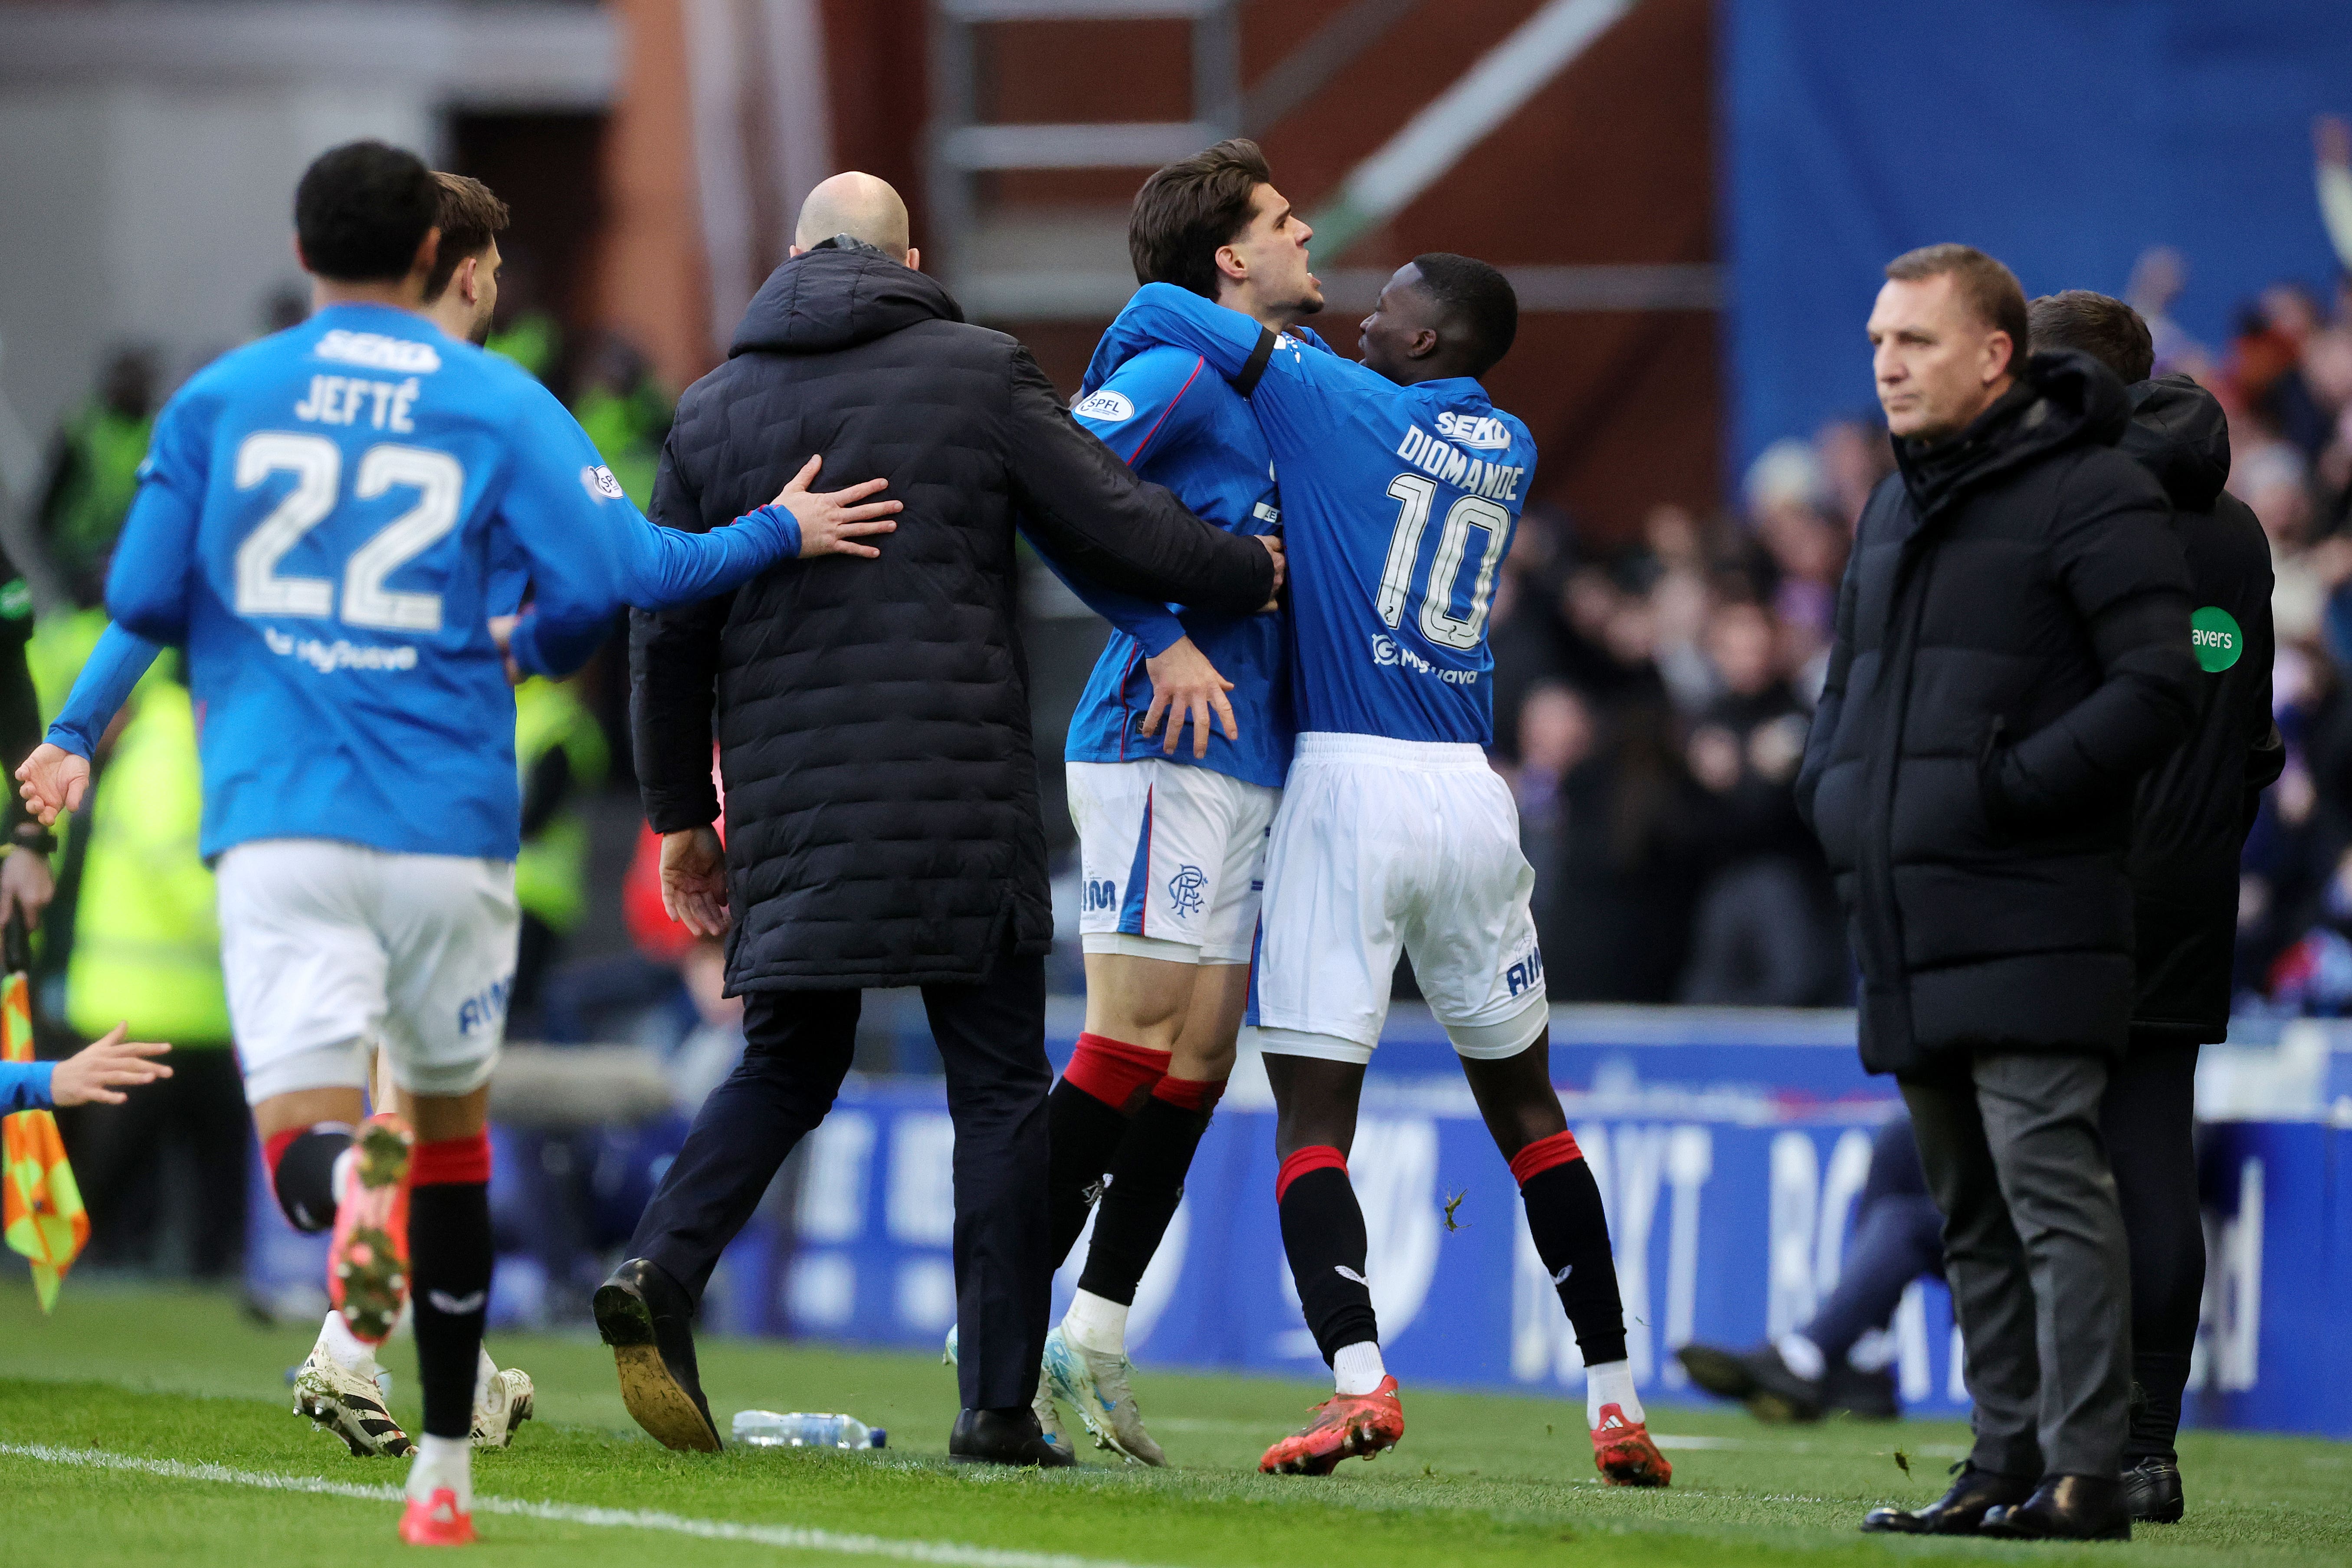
[{"x1": 0, "y1": 1443, "x2": 1177, "y2": 1568}]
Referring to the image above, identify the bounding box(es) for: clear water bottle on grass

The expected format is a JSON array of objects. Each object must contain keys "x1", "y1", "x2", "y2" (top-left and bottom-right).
[{"x1": 732, "y1": 1410, "x2": 887, "y2": 1449}]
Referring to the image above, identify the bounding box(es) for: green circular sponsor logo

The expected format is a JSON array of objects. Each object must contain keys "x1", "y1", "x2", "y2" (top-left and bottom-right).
[{"x1": 2191, "y1": 605, "x2": 2242, "y2": 673}]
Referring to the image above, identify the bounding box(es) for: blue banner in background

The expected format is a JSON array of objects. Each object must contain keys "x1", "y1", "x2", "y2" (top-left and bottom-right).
[
  {"x1": 1721, "y1": 0, "x2": 2352, "y2": 469},
  {"x1": 243, "y1": 1006, "x2": 2351, "y2": 1440}
]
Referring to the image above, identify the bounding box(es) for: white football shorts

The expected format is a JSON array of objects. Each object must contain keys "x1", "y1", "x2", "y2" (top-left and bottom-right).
[
  {"x1": 1067, "y1": 758, "x2": 1279, "y2": 965},
  {"x1": 1253, "y1": 733, "x2": 1548, "y2": 1064},
  {"x1": 218, "y1": 838, "x2": 520, "y2": 1104}
]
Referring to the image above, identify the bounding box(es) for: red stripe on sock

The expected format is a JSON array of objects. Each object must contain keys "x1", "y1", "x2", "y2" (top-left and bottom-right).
[
  {"x1": 1509, "y1": 1130, "x2": 1583, "y2": 1186},
  {"x1": 1275, "y1": 1144, "x2": 1348, "y2": 1204},
  {"x1": 1062, "y1": 1033, "x2": 1170, "y2": 1111},
  {"x1": 411, "y1": 1131, "x2": 493, "y2": 1187},
  {"x1": 263, "y1": 1128, "x2": 302, "y2": 1178},
  {"x1": 1151, "y1": 1075, "x2": 1224, "y2": 1114}
]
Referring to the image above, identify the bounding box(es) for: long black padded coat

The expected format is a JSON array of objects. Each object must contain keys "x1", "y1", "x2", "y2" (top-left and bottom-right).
[
  {"x1": 2119, "y1": 375, "x2": 2281, "y2": 1042},
  {"x1": 1795, "y1": 351, "x2": 2199, "y2": 1076},
  {"x1": 631, "y1": 246, "x2": 1277, "y2": 991}
]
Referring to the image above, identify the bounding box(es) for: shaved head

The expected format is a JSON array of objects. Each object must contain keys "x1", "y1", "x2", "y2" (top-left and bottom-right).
[{"x1": 794, "y1": 172, "x2": 910, "y2": 257}]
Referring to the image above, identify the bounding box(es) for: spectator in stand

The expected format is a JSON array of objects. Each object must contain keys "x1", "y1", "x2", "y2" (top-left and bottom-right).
[
  {"x1": 1507, "y1": 682, "x2": 1596, "y2": 972},
  {"x1": 1678, "y1": 600, "x2": 1843, "y2": 1006}
]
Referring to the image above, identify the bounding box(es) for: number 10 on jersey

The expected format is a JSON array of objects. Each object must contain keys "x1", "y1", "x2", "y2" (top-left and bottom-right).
[{"x1": 1375, "y1": 474, "x2": 1510, "y2": 651}]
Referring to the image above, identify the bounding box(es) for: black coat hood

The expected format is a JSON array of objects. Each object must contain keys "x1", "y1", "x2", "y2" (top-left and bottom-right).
[
  {"x1": 2120, "y1": 373, "x2": 2231, "y2": 513},
  {"x1": 729, "y1": 246, "x2": 963, "y2": 358},
  {"x1": 1893, "y1": 349, "x2": 2131, "y2": 521}
]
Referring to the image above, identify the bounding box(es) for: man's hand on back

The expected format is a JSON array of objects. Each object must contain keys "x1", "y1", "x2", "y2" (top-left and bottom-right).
[
  {"x1": 14, "y1": 743, "x2": 89, "y2": 827},
  {"x1": 661, "y1": 825, "x2": 732, "y2": 937},
  {"x1": 771, "y1": 454, "x2": 902, "y2": 559},
  {"x1": 1258, "y1": 534, "x2": 1286, "y2": 610},
  {"x1": 1141, "y1": 636, "x2": 1238, "y2": 760}
]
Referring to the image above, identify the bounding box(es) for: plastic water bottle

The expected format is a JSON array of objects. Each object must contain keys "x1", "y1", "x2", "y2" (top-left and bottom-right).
[{"x1": 732, "y1": 1410, "x2": 887, "y2": 1449}]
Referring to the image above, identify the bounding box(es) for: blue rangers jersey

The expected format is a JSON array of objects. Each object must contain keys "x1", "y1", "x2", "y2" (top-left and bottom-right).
[
  {"x1": 1062, "y1": 335, "x2": 1298, "y2": 788},
  {"x1": 1096, "y1": 284, "x2": 1536, "y2": 747},
  {"x1": 85, "y1": 302, "x2": 800, "y2": 862}
]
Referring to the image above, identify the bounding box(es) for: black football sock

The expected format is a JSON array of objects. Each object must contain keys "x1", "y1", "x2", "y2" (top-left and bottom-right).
[
  {"x1": 1512, "y1": 1132, "x2": 1628, "y2": 1366},
  {"x1": 1077, "y1": 1078, "x2": 1222, "y2": 1306},
  {"x1": 408, "y1": 1137, "x2": 494, "y2": 1441},
  {"x1": 1046, "y1": 1034, "x2": 1168, "y2": 1266},
  {"x1": 266, "y1": 1123, "x2": 351, "y2": 1233},
  {"x1": 2126, "y1": 1351, "x2": 2192, "y2": 1465},
  {"x1": 1276, "y1": 1147, "x2": 1377, "y2": 1363}
]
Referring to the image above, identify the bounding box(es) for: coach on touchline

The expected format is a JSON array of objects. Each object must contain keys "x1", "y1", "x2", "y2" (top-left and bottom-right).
[
  {"x1": 596, "y1": 173, "x2": 1281, "y2": 1466},
  {"x1": 1797, "y1": 245, "x2": 2197, "y2": 1542}
]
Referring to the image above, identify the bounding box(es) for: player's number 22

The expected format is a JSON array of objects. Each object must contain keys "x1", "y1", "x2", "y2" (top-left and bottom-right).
[
  {"x1": 1375, "y1": 473, "x2": 1509, "y2": 651},
  {"x1": 233, "y1": 430, "x2": 463, "y2": 633}
]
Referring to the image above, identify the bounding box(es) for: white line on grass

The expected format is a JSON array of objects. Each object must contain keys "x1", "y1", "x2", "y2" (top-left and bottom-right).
[{"x1": 0, "y1": 1442, "x2": 1177, "y2": 1568}]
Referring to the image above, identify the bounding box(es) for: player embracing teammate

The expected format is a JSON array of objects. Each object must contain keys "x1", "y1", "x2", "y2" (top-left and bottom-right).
[
  {"x1": 1027, "y1": 140, "x2": 1322, "y2": 1462},
  {"x1": 1087, "y1": 239, "x2": 1670, "y2": 1484}
]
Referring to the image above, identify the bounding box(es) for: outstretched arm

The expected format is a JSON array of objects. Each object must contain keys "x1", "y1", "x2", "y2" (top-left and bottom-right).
[
  {"x1": 495, "y1": 388, "x2": 897, "y2": 678},
  {"x1": 999, "y1": 349, "x2": 1276, "y2": 615}
]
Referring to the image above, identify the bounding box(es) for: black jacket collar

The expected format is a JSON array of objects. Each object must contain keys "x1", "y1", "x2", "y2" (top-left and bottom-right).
[
  {"x1": 1893, "y1": 349, "x2": 2130, "y2": 522},
  {"x1": 730, "y1": 247, "x2": 964, "y2": 358}
]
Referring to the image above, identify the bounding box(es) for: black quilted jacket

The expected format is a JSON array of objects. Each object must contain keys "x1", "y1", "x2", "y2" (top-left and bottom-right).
[
  {"x1": 632, "y1": 246, "x2": 1275, "y2": 991},
  {"x1": 1795, "y1": 351, "x2": 2198, "y2": 1075}
]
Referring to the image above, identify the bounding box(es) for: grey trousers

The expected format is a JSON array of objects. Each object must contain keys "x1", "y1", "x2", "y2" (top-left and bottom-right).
[{"x1": 1901, "y1": 1050, "x2": 2130, "y2": 1480}]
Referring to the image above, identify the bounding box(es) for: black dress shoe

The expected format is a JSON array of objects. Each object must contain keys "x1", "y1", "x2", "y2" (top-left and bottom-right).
[
  {"x1": 949, "y1": 1406, "x2": 1076, "y2": 1467},
  {"x1": 594, "y1": 1257, "x2": 722, "y2": 1453},
  {"x1": 1824, "y1": 1362, "x2": 1899, "y2": 1421},
  {"x1": 1676, "y1": 1342, "x2": 1824, "y2": 1422},
  {"x1": 1860, "y1": 1464, "x2": 2035, "y2": 1534},
  {"x1": 2122, "y1": 1456, "x2": 2184, "y2": 1523},
  {"x1": 1980, "y1": 1474, "x2": 2132, "y2": 1541}
]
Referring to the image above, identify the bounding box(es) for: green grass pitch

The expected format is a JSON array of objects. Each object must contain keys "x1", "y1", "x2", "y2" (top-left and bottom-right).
[{"x1": 0, "y1": 1281, "x2": 2344, "y2": 1566}]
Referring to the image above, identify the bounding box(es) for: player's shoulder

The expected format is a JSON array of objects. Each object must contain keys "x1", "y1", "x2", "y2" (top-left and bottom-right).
[{"x1": 1076, "y1": 343, "x2": 1217, "y2": 425}]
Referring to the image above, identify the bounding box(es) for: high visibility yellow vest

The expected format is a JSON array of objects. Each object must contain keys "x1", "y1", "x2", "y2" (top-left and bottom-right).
[
  {"x1": 27, "y1": 608, "x2": 110, "y2": 723},
  {"x1": 512, "y1": 677, "x2": 609, "y2": 935},
  {"x1": 66, "y1": 682, "x2": 229, "y2": 1044},
  {"x1": 45, "y1": 405, "x2": 151, "y2": 583}
]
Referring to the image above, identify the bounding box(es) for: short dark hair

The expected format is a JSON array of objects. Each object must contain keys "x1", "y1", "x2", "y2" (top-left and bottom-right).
[
  {"x1": 423, "y1": 173, "x2": 510, "y2": 303},
  {"x1": 1885, "y1": 243, "x2": 2029, "y2": 364},
  {"x1": 294, "y1": 141, "x2": 438, "y2": 284},
  {"x1": 1411, "y1": 253, "x2": 1519, "y2": 375},
  {"x1": 2027, "y1": 289, "x2": 2154, "y2": 383},
  {"x1": 1129, "y1": 138, "x2": 1272, "y2": 299}
]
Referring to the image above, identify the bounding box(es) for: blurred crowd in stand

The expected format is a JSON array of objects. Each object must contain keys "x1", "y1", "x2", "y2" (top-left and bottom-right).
[{"x1": 1486, "y1": 421, "x2": 1883, "y2": 1008}]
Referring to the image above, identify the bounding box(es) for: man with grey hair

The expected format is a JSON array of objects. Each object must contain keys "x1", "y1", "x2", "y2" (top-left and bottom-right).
[
  {"x1": 595, "y1": 173, "x2": 1281, "y2": 1466},
  {"x1": 1798, "y1": 244, "x2": 2197, "y2": 1541}
]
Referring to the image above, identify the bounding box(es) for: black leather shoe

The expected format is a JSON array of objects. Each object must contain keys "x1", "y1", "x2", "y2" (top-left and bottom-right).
[
  {"x1": 594, "y1": 1257, "x2": 722, "y2": 1452},
  {"x1": 1824, "y1": 1362, "x2": 1899, "y2": 1420},
  {"x1": 2122, "y1": 1457, "x2": 2184, "y2": 1523},
  {"x1": 1980, "y1": 1474, "x2": 2132, "y2": 1541},
  {"x1": 1676, "y1": 1342, "x2": 1824, "y2": 1422},
  {"x1": 949, "y1": 1406, "x2": 1076, "y2": 1467},
  {"x1": 1860, "y1": 1465, "x2": 2035, "y2": 1534}
]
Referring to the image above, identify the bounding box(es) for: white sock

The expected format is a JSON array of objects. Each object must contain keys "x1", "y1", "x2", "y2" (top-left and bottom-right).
[
  {"x1": 474, "y1": 1345, "x2": 498, "y2": 1406},
  {"x1": 405, "y1": 1433, "x2": 472, "y2": 1510},
  {"x1": 1775, "y1": 1332, "x2": 1826, "y2": 1382},
  {"x1": 318, "y1": 1311, "x2": 375, "y2": 1374},
  {"x1": 1586, "y1": 1359, "x2": 1642, "y2": 1427},
  {"x1": 1062, "y1": 1289, "x2": 1129, "y2": 1355},
  {"x1": 1332, "y1": 1340, "x2": 1386, "y2": 1396}
]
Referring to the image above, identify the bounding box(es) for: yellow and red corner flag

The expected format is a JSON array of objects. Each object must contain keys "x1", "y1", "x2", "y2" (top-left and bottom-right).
[{"x1": 3, "y1": 968, "x2": 86, "y2": 1310}]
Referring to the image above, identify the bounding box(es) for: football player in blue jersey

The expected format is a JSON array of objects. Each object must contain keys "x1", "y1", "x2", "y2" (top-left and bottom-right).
[
  {"x1": 1023, "y1": 139, "x2": 1324, "y2": 1466},
  {"x1": 1092, "y1": 258, "x2": 1671, "y2": 1486},
  {"x1": 15, "y1": 141, "x2": 900, "y2": 1545}
]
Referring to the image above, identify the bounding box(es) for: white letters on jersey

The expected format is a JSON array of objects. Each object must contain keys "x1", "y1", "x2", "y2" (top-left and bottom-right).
[{"x1": 1072, "y1": 388, "x2": 1135, "y2": 422}]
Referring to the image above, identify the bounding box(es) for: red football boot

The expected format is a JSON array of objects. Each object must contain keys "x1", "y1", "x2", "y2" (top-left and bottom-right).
[
  {"x1": 1591, "y1": 1403, "x2": 1672, "y2": 1487},
  {"x1": 329, "y1": 1113, "x2": 414, "y2": 1345},
  {"x1": 397, "y1": 1488, "x2": 476, "y2": 1546},
  {"x1": 1259, "y1": 1376, "x2": 1405, "y2": 1475}
]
